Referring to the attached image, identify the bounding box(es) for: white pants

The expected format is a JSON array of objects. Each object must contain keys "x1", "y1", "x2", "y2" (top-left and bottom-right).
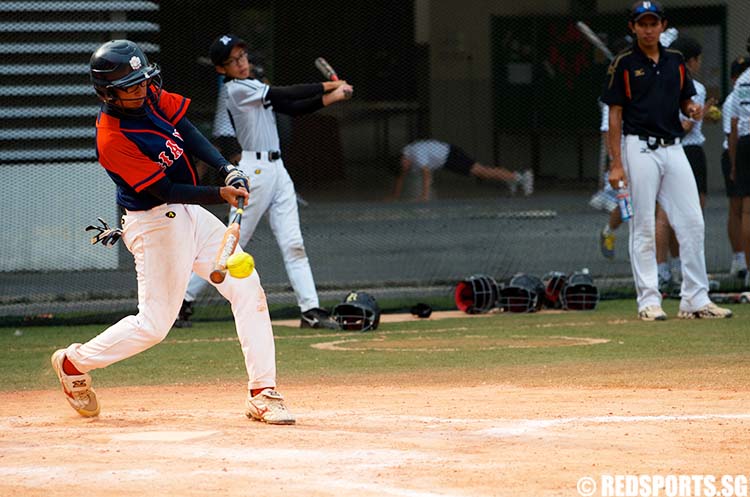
[
  {"x1": 65, "y1": 203, "x2": 277, "y2": 391},
  {"x1": 623, "y1": 135, "x2": 711, "y2": 312},
  {"x1": 186, "y1": 152, "x2": 319, "y2": 312}
]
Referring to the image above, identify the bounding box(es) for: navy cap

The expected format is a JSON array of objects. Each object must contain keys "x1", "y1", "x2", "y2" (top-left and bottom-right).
[
  {"x1": 209, "y1": 34, "x2": 247, "y2": 66},
  {"x1": 731, "y1": 56, "x2": 750, "y2": 79},
  {"x1": 630, "y1": 1, "x2": 665, "y2": 22}
]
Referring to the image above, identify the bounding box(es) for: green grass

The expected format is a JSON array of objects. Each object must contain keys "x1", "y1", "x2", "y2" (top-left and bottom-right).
[{"x1": 3, "y1": 299, "x2": 749, "y2": 392}]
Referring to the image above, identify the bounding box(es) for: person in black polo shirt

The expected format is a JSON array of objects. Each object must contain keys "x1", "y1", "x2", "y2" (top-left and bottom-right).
[{"x1": 601, "y1": 1, "x2": 732, "y2": 321}]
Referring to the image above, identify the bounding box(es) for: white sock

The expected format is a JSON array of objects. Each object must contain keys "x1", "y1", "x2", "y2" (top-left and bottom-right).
[
  {"x1": 669, "y1": 257, "x2": 681, "y2": 272},
  {"x1": 734, "y1": 252, "x2": 747, "y2": 267},
  {"x1": 602, "y1": 224, "x2": 612, "y2": 235}
]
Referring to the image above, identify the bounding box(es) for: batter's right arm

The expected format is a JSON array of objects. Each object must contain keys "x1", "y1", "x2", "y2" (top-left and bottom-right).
[{"x1": 607, "y1": 105, "x2": 626, "y2": 189}]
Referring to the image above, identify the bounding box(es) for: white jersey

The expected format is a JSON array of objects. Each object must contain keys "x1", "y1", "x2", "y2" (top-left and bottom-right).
[
  {"x1": 722, "y1": 91, "x2": 750, "y2": 148},
  {"x1": 728, "y1": 68, "x2": 750, "y2": 123},
  {"x1": 401, "y1": 140, "x2": 450, "y2": 171},
  {"x1": 212, "y1": 78, "x2": 235, "y2": 138},
  {"x1": 225, "y1": 78, "x2": 280, "y2": 151},
  {"x1": 680, "y1": 79, "x2": 706, "y2": 146}
]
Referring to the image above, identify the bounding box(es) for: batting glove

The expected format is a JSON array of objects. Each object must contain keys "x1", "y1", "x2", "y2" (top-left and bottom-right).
[
  {"x1": 221, "y1": 164, "x2": 250, "y2": 191},
  {"x1": 86, "y1": 217, "x2": 122, "y2": 247}
]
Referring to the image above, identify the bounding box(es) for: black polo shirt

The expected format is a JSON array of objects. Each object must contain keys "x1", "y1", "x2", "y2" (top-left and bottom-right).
[{"x1": 602, "y1": 42, "x2": 695, "y2": 139}]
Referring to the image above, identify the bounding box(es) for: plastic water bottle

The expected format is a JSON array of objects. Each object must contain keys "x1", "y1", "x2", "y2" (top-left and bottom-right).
[{"x1": 616, "y1": 181, "x2": 633, "y2": 222}]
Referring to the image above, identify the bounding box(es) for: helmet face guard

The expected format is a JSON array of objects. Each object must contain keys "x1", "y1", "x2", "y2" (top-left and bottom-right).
[
  {"x1": 542, "y1": 271, "x2": 568, "y2": 309},
  {"x1": 331, "y1": 291, "x2": 381, "y2": 331},
  {"x1": 498, "y1": 273, "x2": 545, "y2": 313},
  {"x1": 454, "y1": 275, "x2": 498, "y2": 314},
  {"x1": 561, "y1": 272, "x2": 599, "y2": 310}
]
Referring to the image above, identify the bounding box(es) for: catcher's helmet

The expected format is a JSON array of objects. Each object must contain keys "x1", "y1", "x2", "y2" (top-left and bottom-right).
[
  {"x1": 331, "y1": 291, "x2": 381, "y2": 331},
  {"x1": 498, "y1": 273, "x2": 545, "y2": 313},
  {"x1": 542, "y1": 271, "x2": 568, "y2": 309},
  {"x1": 560, "y1": 270, "x2": 599, "y2": 310},
  {"x1": 454, "y1": 274, "x2": 498, "y2": 314},
  {"x1": 90, "y1": 40, "x2": 162, "y2": 105}
]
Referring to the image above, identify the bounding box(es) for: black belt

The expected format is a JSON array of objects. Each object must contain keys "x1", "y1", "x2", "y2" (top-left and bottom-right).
[
  {"x1": 637, "y1": 135, "x2": 680, "y2": 149},
  {"x1": 254, "y1": 151, "x2": 281, "y2": 161}
]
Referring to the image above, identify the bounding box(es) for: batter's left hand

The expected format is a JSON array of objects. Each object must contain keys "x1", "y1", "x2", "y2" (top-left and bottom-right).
[
  {"x1": 686, "y1": 102, "x2": 703, "y2": 121},
  {"x1": 220, "y1": 186, "x2": 249, "y2": 208}
]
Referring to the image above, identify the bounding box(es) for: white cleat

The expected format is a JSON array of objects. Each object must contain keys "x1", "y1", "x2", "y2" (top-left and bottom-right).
[
  {"x1": 638, "y1": 305, "x2": 667, "y2": 321},
  {"x1": 50, "y1": 349, "x2": 100, "y2": 417},
  {"x1": 678, "y1": 302, "x2": 733, "y2": 320},
  {"x1": 246, "y1": 388, "x2": 296, "y2": 425}
]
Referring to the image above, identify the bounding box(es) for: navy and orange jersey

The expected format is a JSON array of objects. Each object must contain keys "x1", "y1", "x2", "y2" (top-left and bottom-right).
[
  {"x1": 602, "y1": 43, "x2": 696, "y2": 139},
  {"x1": 95, "y1": 87, "x2": 198, "y2": 211}
]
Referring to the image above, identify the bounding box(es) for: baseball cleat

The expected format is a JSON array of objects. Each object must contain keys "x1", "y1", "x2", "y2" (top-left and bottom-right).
[
  {"x1": 50, "y1": 349, "x2": 100, "y2": 417},
  {"x1": 246, "y1": 388, "x2": 296, "y2": 425},
  {"x1": 678, "y1": 302, "x2": 733, "y2": 320},
  {"x1": 300, "y1": 307, "x2": 340, "y2": 330},
  {"x1": 600, "y1": 229, "x2": 615, "y2": 260},
  {"x1": 638, "y1": 305, "x2": 667, "y2": 321}
]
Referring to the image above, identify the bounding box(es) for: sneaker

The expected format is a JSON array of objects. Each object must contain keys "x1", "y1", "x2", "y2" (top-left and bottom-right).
[
  {"x1": 301, "y1": 307, "x2": 340, "y2": 330},
  {"x1": 600, "y1": 229, "x2": 615, "y2": 260},
  {"x1": 638, "y1": 305, "x2": 667, "y2": 321},
  {"x1": 678, "y1": 302, "x2": 733, "y2": 319},
  {"x1": 246, "y1": 388, "x2": 296, "y2": 425},
  {"x1": 174, "y1": 300, "x2": 193, "y2": 328},
  {"x1": 520, "y1": 169, "x2": 534, "y2": 196},
  {"x1": 50, "y1": 349, "x2": 100, "y2": 417}
]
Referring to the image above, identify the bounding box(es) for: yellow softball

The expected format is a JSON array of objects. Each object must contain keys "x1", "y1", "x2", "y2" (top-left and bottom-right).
[{"x1": 227, "y1": 251, "x2": 254, "y2": 279}]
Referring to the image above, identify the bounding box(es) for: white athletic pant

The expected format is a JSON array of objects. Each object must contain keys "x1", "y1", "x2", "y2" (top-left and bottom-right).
[
  {"x1": 622, "y1": 135, "x2": 711, "y2": 312},
  {"x1": 185, "y1": 153, "x2": 319, "y2": 312},
  {"x1": 65, "y1": 203, "x2": 277, "y2": 391}
]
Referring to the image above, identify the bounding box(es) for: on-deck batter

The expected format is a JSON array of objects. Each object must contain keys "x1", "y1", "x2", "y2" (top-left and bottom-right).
[
  {"x1": 601, "y1": 1, "x2": 731, "y2": 321},
  {"x1": 180, "y1": 34, "x2": 353, "y2": 330},
  {"x1": 50, "y1": 40, "x2": 295, "y2": 425}
]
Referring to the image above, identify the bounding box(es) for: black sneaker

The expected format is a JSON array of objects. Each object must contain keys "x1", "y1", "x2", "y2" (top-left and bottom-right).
[
  {"x1": 174, "y1": 299, "x2": 194, "y2": 328},
  {"x1": 300, "y1": 307, "x2": 340, "y2": 330}
]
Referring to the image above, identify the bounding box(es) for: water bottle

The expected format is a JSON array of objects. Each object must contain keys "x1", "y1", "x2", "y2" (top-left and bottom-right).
[{"x1": 616, "y1": 181, "x2": 633, "y2": 222}]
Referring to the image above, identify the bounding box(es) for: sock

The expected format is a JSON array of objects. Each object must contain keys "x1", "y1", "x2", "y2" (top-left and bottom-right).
[
  {"x1": 251, "y1": 387, "x2": 274, "y2": 397},
  {"x1": 735, "y1": 252, "x2": 747, "y2": 267},
  {"x1": 670, "y1": 257, "x2": 681, "y2": 272},
  {"x1": 62, "y1": 356, "x2": 83, "y2": 375},
  {"x1": 602, "y1": 224, "x2": 612, "y2": 235},
  {"x1": 658, "y1": 262, "x2": 671, "y2": 281}
]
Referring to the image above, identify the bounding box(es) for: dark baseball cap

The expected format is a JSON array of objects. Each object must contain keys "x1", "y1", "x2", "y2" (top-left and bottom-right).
[
  {"x1": 209, "y1": 34, "x2": 247, "y2": 66},
  {"x1": 629, "y1": 1, "x2": 665, "y2": 22},
  {"x1": 731, "y1": 56, "x2": 750, "y2": 79}
]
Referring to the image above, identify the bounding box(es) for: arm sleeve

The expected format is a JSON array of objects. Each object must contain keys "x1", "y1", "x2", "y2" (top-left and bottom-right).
[
  {"x1": 266, "y1": 83, "x2": 324, "y2": 103},
  {"x1": 269, "y1": 95, "x2": 324, "y2": 116},
  {"x1": 143, "y1": 176, "x2": 224, "y2": 205},
  {"x1": 176, "y1": 117, "x2": 231, "y2": 170}
]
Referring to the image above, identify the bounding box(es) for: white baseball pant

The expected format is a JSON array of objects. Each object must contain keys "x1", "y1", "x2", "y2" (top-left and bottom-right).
[
  {"x1": 186, "y1": 152, "x2": 319, "y2": 312},
  {"x1": 622, "y1": 135, "x2": 711, "y2": 312},
  {"x1": 64, "y1": 203, "x2": 277, "y2": 391}
]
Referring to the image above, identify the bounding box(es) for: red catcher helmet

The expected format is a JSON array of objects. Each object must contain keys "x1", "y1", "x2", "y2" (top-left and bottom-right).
[{"x1": 454, "y1": 275, "x2": 498, "y2": 314}]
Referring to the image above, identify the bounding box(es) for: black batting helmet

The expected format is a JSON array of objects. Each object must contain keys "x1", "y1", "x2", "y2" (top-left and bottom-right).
[
  {"x1": 331, "y1": 291, "x2": 381, "y2": 331},
  {"x1": 90, "y1": 40, "x2": 162, "y2": 105},
  {"x1": 498, "y1": 273, "x2": 545, "y2": 313},
  {"x1": 454, "y1": 275, "x2": 499, "y2": 314},
  {"x1": 560, "y1": 270, "x2": 599, "y2": 311}
]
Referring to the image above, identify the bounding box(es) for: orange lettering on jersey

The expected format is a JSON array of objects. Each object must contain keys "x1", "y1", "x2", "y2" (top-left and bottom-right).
[{"x1": 158, "y1": 151, "x2": 173, "y2": 169}]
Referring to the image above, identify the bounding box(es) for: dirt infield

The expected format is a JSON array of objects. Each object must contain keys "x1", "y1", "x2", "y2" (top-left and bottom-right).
[{"x1": 1, "y1": 380, "x2": 749, "y2": 497}]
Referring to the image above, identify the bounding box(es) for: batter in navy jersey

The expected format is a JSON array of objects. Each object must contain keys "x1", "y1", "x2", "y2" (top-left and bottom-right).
[{"x1": 50, "y1": 40, "x2": 295, "y2": 425}]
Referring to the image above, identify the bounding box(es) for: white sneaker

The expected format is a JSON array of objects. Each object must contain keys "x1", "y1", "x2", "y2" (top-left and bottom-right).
[
  {"x1": 520, "y1": 169, "x2": 534, "y2": 196},
  {"x1": 638, "y1": 305, "x2": 667, "y2": 321},
  {"x1": 246, "y1": 388, "x2": 296, "y2": 425},
  {"x1": 50, "y1": 349, "x2": 100, "y2": 417},
  {"x1": 678, "y1": 302, "x2": 733, "y2": 319}
]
